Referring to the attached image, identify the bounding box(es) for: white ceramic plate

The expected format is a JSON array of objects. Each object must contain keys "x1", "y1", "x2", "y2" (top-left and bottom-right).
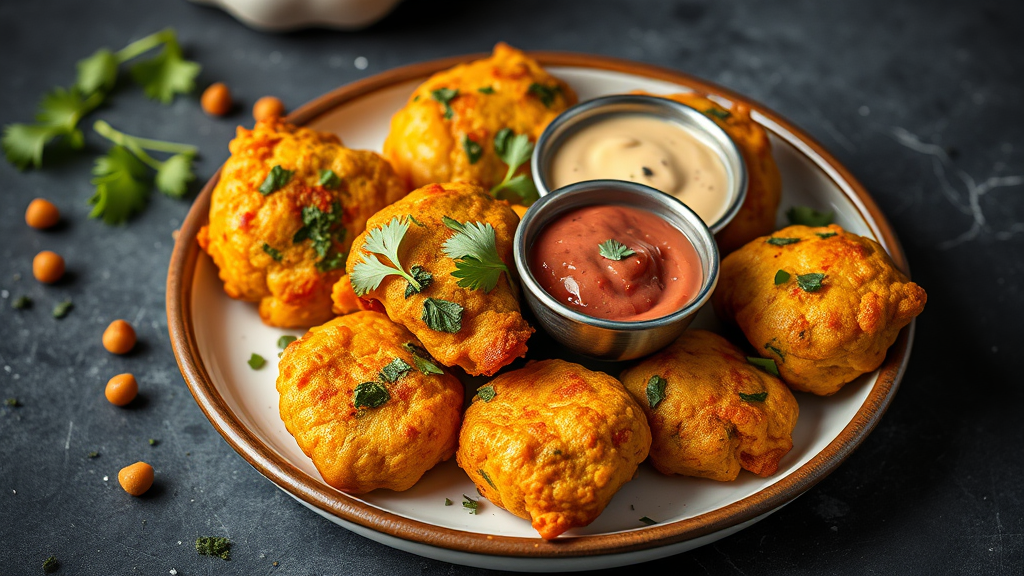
[{"x1": 168, "y1": 54, "x2": 913, "y2": 572}]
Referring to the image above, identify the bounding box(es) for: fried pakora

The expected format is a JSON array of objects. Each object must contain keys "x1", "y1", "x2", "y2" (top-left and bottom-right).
[
  {"x1": 634, "y1": 91, "x2": 782, "y2": 254},
  {"x1": 343, "y1": 182, "x2": 533, "y2": 376},
  {"x1": 713, "y1": 224, "x2": 927, "y2": 395},
  {"x1": 197, "y1": 119, "x2": 406, "y2": 328},
  {"x1": 457, "y1": 359, "x2": 651, "y2": 539},
  {"x1": 620, "y1": 330, "x2": 798, "y2": 481},
  {"x1": 383, "y1": 43, "x2": 576, "y2": 193},
  {"x1": 276, "y1": 311, "x2": 463, "y2": 494}
]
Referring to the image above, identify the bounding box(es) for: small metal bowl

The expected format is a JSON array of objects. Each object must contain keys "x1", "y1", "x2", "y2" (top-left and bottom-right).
[
  {"x1": 531, "y1": 94, "x2": 748, "y2": 234},
  {"x1": 514, "y1": 180, "x2": 720, "y2": 361}
]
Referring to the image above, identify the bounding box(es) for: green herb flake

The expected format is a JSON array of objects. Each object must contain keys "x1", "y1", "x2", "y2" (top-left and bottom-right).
[
  {"x1": 774, "y1": 270, "x2": 791, "y2": 285},
  {"x1": 293, "y1": 201, "x2": 345, "y2": 271},
  {"x1": 739, "y1": 391, "x2": 769, "y2": 403},
  {"x1": 787, "y1": 206, "x2": 835, "y2": 227},
  {"x1": 52, "y1": 300, "x2": 73, "y2": 319},
  {"x1": 4, "y1": 398, "x2": 18, "y2": 407},
  {"x1": 402, "y1": 342, "x2": 444, "y2": 375},
  {"x1": 262, "y1": 243, "x2": 283, "y2": 261},
  {"x1": 598, "y1": 239, "x2": 636, "y2": 261},
  {"x1": 86, "y1": 451, "x2": 99, "y2": 458},
  {"x1": 476, "y1": 385, "x2": 496, "y2": 403},
  {"x1": 766, "y1": 237, "x2": 801, "y2": 246},
  {"x1": 442, "y1": 217, "x2": 509, "y2": 292},
  {"x1": 319, "y1": 169, "x2": 341, "y2": 189},
  {"x1": 407, "y1": 214, "x2": 425, "y2": 227},
  {"x1": 445, "y1": 497, "x2": 453, "y2": 506},
  {"x1": 765, "y1": 343, "x2": 785, "y2": 360},
  {"x1": 528, "y1": 83, "x2": 559, "y2": 107},
  {"x1": 646, "y1": 375, "x2": 668, "y2": 409},
  {"x1": 477, "y1": 86, "x2": 495, "y2": 94},
  {"x1": 816, "y1": 231, "x2": 838, "y2": 239},
  {"x1": 42, "y1": 556, "x2": 60, "y2": 573},
  {"x1": 259, "y1": 165, "x2": 293, "y2": 195},
  {"x1": 277, "y1": 335, "x2": 297, "y2": 349},
  {"x1": 422, "y1": 298, "x2": 464, "y2": 333},
  {"x1": 404, "y1": 265, "x2": 434, "y2": 298},
  {"x1": 462, "y1": 494, "x2": 479, "y2": 514},
  {"x1": 706, "y1": 108, "x2": 731, "y2": 120},
  {"x1": 247, "y1": 353, "x2": 266, "y2": 370},
  {"x1": 379, "y1": 358, "x2": 413, "y2": 383},
  {"x1": 479, "y1": 469, "x2": 497, "y2": 489},
  {"x1": 12, "y1": 296, "x2": 32, "y2": 310},
  {"x1": 195, "y1": 536, "x2": 232, "y2": 560},
  {"x1": 462, "y1": 135, "x2": 483, "y2": 165},
  {"x1": 431, "y1": 88, "x2": 459, "y2": 119},
  {"x1": 796, "y1": 272, "x2": 826, "y2": 293},
  {"x1": 354, "y1": 381, "x2": 390, "y2": 409},
  {"x1": 639, "y1": 516, "x2": 658, "y2": 526},
  {"x1": 746, "y1": 357, "x2": 780, "y2": 377},
  {"x1": 148, "y1": 438, "x2": 158, "y2": 446}
]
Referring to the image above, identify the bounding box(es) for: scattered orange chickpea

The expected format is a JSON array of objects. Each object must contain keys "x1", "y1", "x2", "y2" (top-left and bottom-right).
[
  {"x1": 118, "y1": 462, "x2": 154, "y2": 496},
  {"x1": 253, "y1": 96, "x2": 285, "y2": 122},
  {"x1": 103, "y1": 319, "x2": 137, "y2": 354},
  {"x1": 105, "y1": 373, "x2": 138, "y2": 406},
  {"x1": 25, "y1": 198, "x2": 60, "y2": 229},
  {"x1": 201, "y1": 82, "x2": 233, "y2": 116},
  {"x1": 32, "y1": 251, "x2": 65, "y2": 284}
]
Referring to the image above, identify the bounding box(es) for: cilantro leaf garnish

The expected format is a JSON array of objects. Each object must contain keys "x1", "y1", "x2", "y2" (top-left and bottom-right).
[
  {"x1": 479, "y1": 469, "x2": 497, "y2": 489},
  {"x1": 277, "y1": 335, "x2": 297, "y2": 349},
  {"x1": 746, "y1": 357, "x2": 779, "y2": 376},
  {"x1": 259, "y1": 165, "x2": 293, "y2": 195},
  {"x1": 350, "y1": 216, "x2": 430, "y2": 296},
  {"x1": 408, "y1": 215, "x2": 425, "y2": 227},
  {"x1": 130, "y1": 32, "x2": 201, "y2": 104},
  {"x1": 195, "y1": 536, "x2": 232, "y2": 560},
  {"x1": 52, "y1": 300, "x2": 74, "y2": 319},
  {"x1": 262, "y1": 243, "x2": 283, "y2": 261},
  {"x1": 89, "y1": 145, "x2": 151, "y2": 225},
  {"x1": 441, "y1": 216, "x2": 509, "y2": 293},
  {"x1": 404, "y1": 265, "x2": 434, "y2": 298},
  {"x1": 739, "y1": 391, "x2": 769, "y2": 402},
  {"x1": 816, "y1": 231, "x2": 838, "y2": 239},
  {"x1": 787, "y1": 206, "x2": 835, "y2": 227},
  {"x1": 12, "y1": 296, "x2": 32, "y2": 310},
  {"x1": 462, "y1": 135, "x2": 483, "y2": 164},
  {"x1": 774, "y1": 270, "x2": 791, "y2": 285},
  {"x1": 599, "y1": 239, "x2": 636, "y2": 261},
  {"x1": 402, "y1": 342, "x2": 444, "y2": 375},
  {"x1": 528, "y1": 83, "x2": 559, "y2": 107},
  {"x1": 354, "y1": 381, "x2": 390, "y2": 409},
  {"x1": 765, "y1": 343, "x2": 785, "y2": 360},
  {"x1": 247, "y1": 353, "x2": 266, "y2": 370},
  {"x1": 76, "y1": 48, "x2": 120, "y2": 95},
  {"x1": 646, "y1": 375, "x2": 667, "y2": 409},
  {"x1": 639, "y1": 516, "x2": 658, "y2": 526},
  {"x1": 319, "y1": 169, "x2": 341, "y2": 189},
  {"x1": 796, "y1": 272, "x2": 826, "y2": 292},
  {"x1": 431, "y1": 88, "x2": 459, "y2": 119},
  {"x1": 462, "y1": 494, "x2": 479, "y2": 514},
  {"x1": 422, "y1": 298, "x2": 463, "y2": 333},
  {"x1": 293, "y1": 202, "x2": 346, "y2": 272},
  {"x1": 42, "y1": 556, "x2": 60, "y2": 573},
  {"x1": 379, "y1": 358, "x2": 413, "y2": 383},
  {"x1": 2, "y1": 88, "x2": 101, "y2": 169},
  {"x1": 476, "y1": 385, "x2": 496, "y2": 402},
  {"x1": 706, "y1": 107, "x2": 731, "y2": 120},
  {"x1": 477, "y1": 86, "x2": 495, "y2": 94},
  {"x1": 490, "y1": 128, "x2": 539, "y2": 204},
  {"x1": 766, "y1": 237, "x2": 800, "y2": 246},
  {"x1": 444, "y1": 498, "x2": 453, "y2": 506},
  {"x1": 155, "y1": 153, "x2": 195, "y2": 198}
]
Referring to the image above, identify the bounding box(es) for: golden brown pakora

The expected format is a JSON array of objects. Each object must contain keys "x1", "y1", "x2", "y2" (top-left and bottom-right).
[
  {"x1": 383, "y1": 43, "x2": 576, "y2": 191},
  {"x1": 713, "y1": 224, "x2": 927, "y2": 395},
  {"x1": 276, "y1": 311, "x2": 463, "y2": 494},
  {"x1": 457, "y1": 359, "x2": 651, "y2": 539},
  {"x1": 635, "y1": 91, "x2": 782, "y2": 254},
  {"x1": 197, "y1": 119, "x2": 406, "y2": 328},
  {"x1": 343, "y1": 182, "x2": 533, "y2": 376},
  {"x1": 620, "y1": 330, "x2": 799, "y2": 481}
]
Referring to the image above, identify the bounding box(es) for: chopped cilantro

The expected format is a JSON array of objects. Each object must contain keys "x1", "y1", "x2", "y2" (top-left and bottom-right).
[
  {"x1": 706, "y1": 107, "x2": 731, "y2": 120},
  {"x1": 262, "y1": 243, "x2": 283, "y2": 261},
  {"x1": 4, "y1": 398, "x2": 18, "y2": 407},
  {"x1": 52, "y1": 300, "x2": 73, "y2": 319},
  {"x1": 431, "y1": 88, "x2": 458, "y2": 119},
  {"x1": 766, "y1": 237, "x2": 800, "y2": 246},
  {"x1": 402, "y1": 342, "x2": 444, "y2": 375},
  {"x1": 462, "y1": 135, "x2": 483, "y2": 164},
  {"x1": 476, "y1": 385, "x2": 496, "y2": 402},
  {"x1": 639, "y1": 516, "x2": 658, "y2": 526},
  {"x1": 293, "y1": 201, "x2": 345, "y2": 271},
  {"x1": 598, "y1": 239, "x2": 636, "y2": 261},
  {"x1": 407, "y1": 214, "x2": 425, "y2": 227},
  {"x1": 796, "y1": 272, "x2": 826, "y2": 292},
  {"x1": 462, "y1": 494, "x2": 479, "y2": 514},
  {"x1": 354, "y1": 381, "x2": 389, "y2": 409},
  {"x1": 277, "y1": 335, "x2": 297, "y2": 349},
  {"x1": 774, "y1": 270, "x2": 791, "y2": 285},
  {"x1": 787, "y1": 206, "x2": 834, "y2": 227},
  {"x1": 148, "y1": 438, "x2": 158, "y2": 446},
  {"x1": 739, "y1": 391, "x2": 769, "y2": 402},
  {"x1": 42, "y1": 556, "x2": 60, "y2": 573},
  {"x1": 444, "y1": 497, "x2": 453, "y2": 506},
  {"x1": 479, "y1": 469, "x2": 497, "y2": 489},
  {"x1": 12, "y1": 296, "x2": 32, "y2": 310},
  {"x1": 247, "y1": 353, "x2": 265, "y2": 370},
  {"x1": 195, "y1": 536, "x2": 232, "y2": 560},
  {"x1": 404, "y1": 265, "x2": 434, "y2": 298},
  {"x1": 319, "y1": 169, "x2": 340, "y2": 189},
  {"x1": 259, "y1": 165, "x2": 293, "y2": 195},
  {"x1": 817, "y1": 231, "x2": 838, "y2": 239},
  {"x1": 646, "y1": 375, "x2": 667, "y2": 409},
  {"x1": 765, "y1": 343, "x2": 785, "y2": 360},
  {"x1": 379, "y1": 358, "x2": 413, "y2": 383},
  {"x1": 477, "y1": 86, "x2": 495, "y2": 94},
  {"x1": 421, "y1": 298, "x2": 463, "y2": 333},
  {"x1": 746, "y1": 357, "x2": 779, "y2": 376},
  {"x1": 528, "y1": 83, "x2": 559, "y2": 107},
  {"x1": 86, "y1": 451, "x2": 99, "y2": 458}
]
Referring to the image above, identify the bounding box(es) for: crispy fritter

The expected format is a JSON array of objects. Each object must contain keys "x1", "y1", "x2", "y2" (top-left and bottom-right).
[
  {"x1": 635, "y1": 91, "x2": 782, "y2": 254},
  {"x1": 383, "y1": 43, "x2": 576, "y2": 191},
  {"x1": 197, "y1": 120, "x2": 406, "y2": 328},
  {"x1": 343, "y1": 182, "x2": 533, "y2": 376},
  {"x1": 457, "y1": 359, "x2": 651, "y2": 539},
  {"x1": 713, "y1": 224, "x2": 927, "y2": 395},
  {"x1": 620, "y1": 330, "x2": 798, "y2": 481},
  {"x1": 276, "y1": 311, "x2": 463, "y2": 494}
]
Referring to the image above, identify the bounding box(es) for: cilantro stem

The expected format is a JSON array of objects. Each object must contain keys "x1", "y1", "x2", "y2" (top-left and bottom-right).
[
  {"x1": 93, "y1": 120, "x2": 197, "y2": 156},
  {"x1": 114, "y1": 29, "x2": 174, "y2": 63}
]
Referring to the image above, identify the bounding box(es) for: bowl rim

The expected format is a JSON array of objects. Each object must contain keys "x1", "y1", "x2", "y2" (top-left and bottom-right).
[
  {"x1": 530, "y1": 94, "x2": 749, "y2": 233},
  {"x1": 166, "y1": 50, "x2": 914, "y2": 559},
  {"x1": 513, "y1": 179, "x2": 719, "y2": 331}
]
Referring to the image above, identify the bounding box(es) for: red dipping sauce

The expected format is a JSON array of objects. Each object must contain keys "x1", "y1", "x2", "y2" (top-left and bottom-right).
[{"x1": 529, "y1": 204, "x2": 702, "y2": 321}]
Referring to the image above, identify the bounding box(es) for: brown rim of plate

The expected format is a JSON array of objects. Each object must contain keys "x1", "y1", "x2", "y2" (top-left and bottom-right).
[{"x1": 167, "y1": 51, "x2": 914, "y2": 558}]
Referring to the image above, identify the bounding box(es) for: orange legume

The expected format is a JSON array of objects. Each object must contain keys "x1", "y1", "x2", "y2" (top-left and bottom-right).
[
  {"x1": 253, "y1": 96, "x2": 285, "y2": 122},
  {"x1": 102, "y1": 319, "x2": 137, "y2": 354},
  {"x1": 201, "y1": 82, "x2": 233, "y2": 116},
  {"x1": 32, "y1": 251, "x2": 65, "y2": 284},
  {"x1": 118, "y1": 462, "x2": 154, "y2": 496},
  {"x1": 105, "y1": 373, "x2": 138, "y2": 406},
  {"x1": 25, "y1": 198, "x2": 60, "y2": 229}
]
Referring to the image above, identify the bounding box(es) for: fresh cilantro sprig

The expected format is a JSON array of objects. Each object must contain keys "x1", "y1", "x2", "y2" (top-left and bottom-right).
[
  {"x1": 351, "y1": 217, "x2": 432, "y2": 296},
  {"x1": 431, "y1": 88, "x2": 458, "y2": 120},
  {"x1": 441, "y1": 216, "x2": 509, "y2": 293},
  {"x1": 2, "y1": 88, "x2": 103, "y2": 170},
  {"x1": 787, "y1": 206, "x2": 834, "y2": 227},
  {"x1": 598, "y1": 239, "x2": 636, "y2": 261},
  {"x1": 490, "y1": 128, "x2": 539, "y2": 205}
]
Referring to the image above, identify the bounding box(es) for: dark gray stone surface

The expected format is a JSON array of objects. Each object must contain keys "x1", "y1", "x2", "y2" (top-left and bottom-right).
[{"x1": 1, "y1": 0, "x2": 1021, "y2": 574}]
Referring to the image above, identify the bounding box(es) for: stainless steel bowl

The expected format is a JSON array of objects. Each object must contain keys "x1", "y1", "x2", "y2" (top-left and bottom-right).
[
  {"x1": 531, "y1": 94, "x2": 748, "y2": 234},
  {"x1": 514, "y1": 180, "x2": 719, "y2": 361}
]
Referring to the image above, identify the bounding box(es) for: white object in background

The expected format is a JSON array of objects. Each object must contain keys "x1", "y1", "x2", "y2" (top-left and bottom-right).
[{"x1": 189, "y1": 0, "x2": 404, "y2": 31}]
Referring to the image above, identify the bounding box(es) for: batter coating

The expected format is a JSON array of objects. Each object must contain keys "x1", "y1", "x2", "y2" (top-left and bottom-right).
[
  {"x1": 276, "y1": 311, "x2": 463, "y2": 493},
  {"x1": 197, "y1": 120, "x2": 406, "y2": 328},
  {"x1": 457, "y1": 359, "x2": 651, "y2": 539},
  {"x1": 713, "y1": 224, "x2": 927, "y2": 395},
  {"x1": 620, "y1": 330, "x2": 798, "y2": 481},
  {"x1": 343, "y1": 182, "x2": 533, "y2": 376},
  {"x1": 384, "y1": 43, "x2": 576, "y2": 191}
]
